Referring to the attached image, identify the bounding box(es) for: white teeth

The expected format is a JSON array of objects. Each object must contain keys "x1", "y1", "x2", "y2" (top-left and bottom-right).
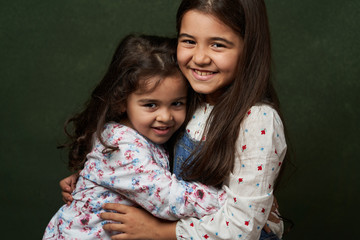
[
  {"x1": 194, "y1": 70, "x2": 214, "y2": 76},
  {"x1": 156, "y1": 127, "x2": 168, "y2": 130}
]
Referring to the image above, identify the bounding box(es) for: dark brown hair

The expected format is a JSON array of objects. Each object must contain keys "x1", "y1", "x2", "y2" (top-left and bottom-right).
[
  {"x1": 177, "y1": 0, "x2": 286, "y2": 187},
  {"x1": 63, "y1": 34, "x2": 189, "y2": 172}
]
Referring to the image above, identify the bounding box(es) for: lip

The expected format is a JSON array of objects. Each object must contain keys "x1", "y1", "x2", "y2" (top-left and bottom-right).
[
  {"x1": 191, "y1": 68, "x2": 217, "y2": 81},
  {"x1": 152, "y1": 126, "x2": 172, "y2": 136}
]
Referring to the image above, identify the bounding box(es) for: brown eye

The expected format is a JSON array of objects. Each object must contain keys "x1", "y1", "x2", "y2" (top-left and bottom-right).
[{"x1": 144, "y1": 103, "x2": 157, "y2": 108}]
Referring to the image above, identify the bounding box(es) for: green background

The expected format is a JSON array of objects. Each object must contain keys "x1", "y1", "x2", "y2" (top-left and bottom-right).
[{"x1": 1, "y1": 0, "x2": 358, "y2": 239}]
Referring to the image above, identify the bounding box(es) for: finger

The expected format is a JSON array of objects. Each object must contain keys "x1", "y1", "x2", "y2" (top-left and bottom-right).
[
  {"x1": 268, "y1": 212, "x2": 281, "y2": 224},
  {"x1": 273, "y1": 198, "x2": 279, "y2": 209},
  {"x1": 70, "y1": 179, "x2": 76, "y2": 190},
  {"x1": 111, "y1": 233, "x2": 131, "y2": 240},
  {"x1": 263, "y1": 224, "x2": 271, "y2": 233},
  {"x1": 103, "y1": 222, "x2": 125, "y2": 233},
  {"x1": 102, "y1": 203, "x2": 129, "y2": 213},
  {"x1": 59, "y1": 180, "x2": 71, "y2": 193},
  {"x1": 100, "y1": 212, "x2": 126, "y2": 223}
]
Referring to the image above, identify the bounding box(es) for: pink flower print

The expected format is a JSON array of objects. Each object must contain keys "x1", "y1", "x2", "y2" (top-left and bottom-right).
[
  {"x1": 89, "y1": 162, "x2": 96, "y2": 171},
  {"x1": 97, "y1": 169, "x2": 104, "y2": 178},
  {"x1": 156, "y1": 148, "x2": 164, "y2": 159},
  {"x1": 195, "y1": 189, "x2": 205, "y2": 201},
  {"x1": 65, "y1": 221, "x2": 73, "y2": 230},
  {"x1": 134, "y1": 138, "x2": 143, "y2": 147},
  {"x1": 81, "y1": 226, "x2": 91, "y2": 233},
  {"x1": 109, "y1": 166, "x2": 115, "y2": 175},
  {"x1": 79, "y1": 214, "x2": 91, "y2": 226},
  {"x1": 95, "y1": 229, "x2": 102, "y2": 238},
  {"x1": 124, "y1": 150, "x2": 134, "y2": 160},
  {"x1": 155, "y1": 187, "x2": 163, "y2": 201},
  {"x1": 135, "y1": 166, "x2": 144, "y2": 174}
]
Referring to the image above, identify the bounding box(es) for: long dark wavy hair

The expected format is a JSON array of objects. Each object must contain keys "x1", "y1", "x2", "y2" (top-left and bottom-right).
[
  {"x1": 177, "y1": 0, "x2": 289, "y2": 189},
  {"x1": 62, "y1": 34, "x2": 193, "y2": 172}
]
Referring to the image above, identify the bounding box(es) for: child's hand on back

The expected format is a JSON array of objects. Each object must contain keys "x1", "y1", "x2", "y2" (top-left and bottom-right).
[{"x1": 59, "y1": 172, "x2": 79, "y2": 205}]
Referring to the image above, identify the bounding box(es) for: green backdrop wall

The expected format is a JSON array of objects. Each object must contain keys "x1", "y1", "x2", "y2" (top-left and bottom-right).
[{"x1": 1, "y1": 0, "x2": 359, "y2": 239}]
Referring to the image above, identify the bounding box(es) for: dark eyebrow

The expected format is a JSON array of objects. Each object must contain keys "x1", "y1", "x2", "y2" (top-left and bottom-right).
[
  {"x1": 137, "y1": 96, "x2": 187, "y2": 104},
  {"x1": 137, "y1": 99, "x2": 159, "y2": 104},
  {"x1": 174, "y1": 96, "x2": 187, "y2": 102},
  {"x1": 178, "y1": 33, "x2": 194, "y2": 39},
  {"x1": 178, "y1": 33, "x2": 234, "y2": 47}
]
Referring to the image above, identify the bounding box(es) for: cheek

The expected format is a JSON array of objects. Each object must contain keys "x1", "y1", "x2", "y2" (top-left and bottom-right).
[
  {"x1": 177, "y1": 48, "x2": 190, "y2": 68},
  {"x1": 176, "y1": 110, "x2": 187, "y2": 126}
]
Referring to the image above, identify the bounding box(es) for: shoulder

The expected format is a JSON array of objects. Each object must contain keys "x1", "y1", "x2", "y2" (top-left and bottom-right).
[
  {"x1": 102, "y1": 122, "x2": 151, "y2": 148},
  {"x1": 242, "y1": 104, "x2": 283, "y2": 129}
]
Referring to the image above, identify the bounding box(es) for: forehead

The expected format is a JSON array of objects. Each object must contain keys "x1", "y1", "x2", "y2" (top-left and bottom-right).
[
  {"x1": 136, "y1": 73, "x2": 186, "y2": 95},
  {"x1": 180, "y1": 10, "x2": 238, "y2": 37}
]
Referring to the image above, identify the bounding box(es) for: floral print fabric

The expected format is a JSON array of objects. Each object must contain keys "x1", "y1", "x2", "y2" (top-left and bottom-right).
[{"x1": 43, "y1": 123, "x2": 225, "y2": 240}]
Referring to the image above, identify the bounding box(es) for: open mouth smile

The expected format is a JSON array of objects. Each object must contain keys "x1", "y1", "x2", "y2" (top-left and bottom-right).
[
  {"x1": 193, "y1": 69, "x2": 217, "y2": 76},
  {"x1": 152, "y1": 126, "x2": 172, "y2": 135}
]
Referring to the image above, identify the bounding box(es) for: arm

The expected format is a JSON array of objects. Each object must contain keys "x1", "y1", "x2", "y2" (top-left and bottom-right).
[
  {"x1": 83, "y1": 124, "x2": 224, "y2": 220},
  {"x1": 176, "y1": 105, "x2": 287, "y2": 239},
  {"x1": 100, "y1": 204, "x2": 177, "y2": 240}
]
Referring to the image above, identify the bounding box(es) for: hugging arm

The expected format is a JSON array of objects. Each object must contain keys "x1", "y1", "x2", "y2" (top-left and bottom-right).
[{"x1": 78, "y1": 126, "x2": 225, "y2": 220}]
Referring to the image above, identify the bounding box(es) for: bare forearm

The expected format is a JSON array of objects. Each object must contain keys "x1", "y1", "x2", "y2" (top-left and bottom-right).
[
  {"x1": 151, "y1": 221, "x2": 177, "y2": 240},
  {"x1": 101, "y1": 203, "x2": 177, "y2": 240}
]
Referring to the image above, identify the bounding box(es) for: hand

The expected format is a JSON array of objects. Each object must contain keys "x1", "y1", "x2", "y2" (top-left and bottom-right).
[
  {"x1": 263, "y1": 197, "x2": 281, "y2": 233},
  {"x1": 59, "y1": 172, "x2": 79, "y2": 205},
  {"x1": 100, "y1": 203, "x2": 177, "y2": 240}
]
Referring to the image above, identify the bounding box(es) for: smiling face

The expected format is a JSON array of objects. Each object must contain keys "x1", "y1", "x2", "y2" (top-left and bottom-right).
[
  {"x1": 123, "y1": 73, "x2": 187, "y2": 144},
  {"x1": 177, "y1": 10, "x2": 244, "y2": 104}
]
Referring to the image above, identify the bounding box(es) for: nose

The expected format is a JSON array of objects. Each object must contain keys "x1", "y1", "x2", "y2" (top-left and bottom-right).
[
  {"x1": 193, "y1": 46, "x2": 211, "y2": 66},
  {"x1": 156, "y1": 108, "x2": 173, "y2": 123}
]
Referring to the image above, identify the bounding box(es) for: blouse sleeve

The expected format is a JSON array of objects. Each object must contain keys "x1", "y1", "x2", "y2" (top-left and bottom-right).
[
  {"x1": 82, "y1": 125, "x2": 225, "y2": 221},
  {"x1": 176, "y1": 105, "x2": 287, "y2": 239}
]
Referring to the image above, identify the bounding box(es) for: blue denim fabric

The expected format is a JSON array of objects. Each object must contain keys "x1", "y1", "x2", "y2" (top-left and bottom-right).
[
  {"x1": 260, "y1": 229, "x2": 281, "y2": 240},
  {"x1": 173, "y1": 132, "x2": 199, "y2": 179},
  {"x1": 174, "y1": 133, "x2": 280, "y2": 240}
]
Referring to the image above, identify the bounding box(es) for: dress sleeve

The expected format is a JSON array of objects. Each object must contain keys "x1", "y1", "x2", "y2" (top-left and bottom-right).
[
  {"x1": 82, "y1": 125, "x2": 225, "y2": 221},
  {"x1": 176, "y1": 105, "x2": 287, "y2": 239}
]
